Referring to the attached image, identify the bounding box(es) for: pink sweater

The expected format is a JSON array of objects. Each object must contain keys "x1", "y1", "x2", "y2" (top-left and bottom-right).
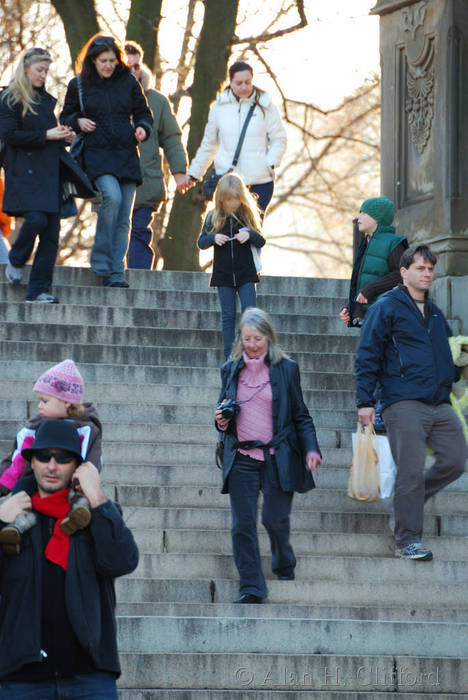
[{"x1": 236, "y1": 352, "x2": 273, "y2": 461}]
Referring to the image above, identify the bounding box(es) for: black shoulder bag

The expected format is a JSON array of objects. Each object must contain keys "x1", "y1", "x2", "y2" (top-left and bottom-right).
[{"x1": 203, "y1": 101, "x2": 256, "y2": 200}]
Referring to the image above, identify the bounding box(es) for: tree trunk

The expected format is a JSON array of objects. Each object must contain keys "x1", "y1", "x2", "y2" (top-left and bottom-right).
[
  {"x1": 126, "y1": 0, "x2": 162, "y2": 74},
  {"x1": 161, "y1": 0, "x2": 239, "y2": 271},
  {"x1": 50, "y1": 0, "x2": 99, "y2": 65}
]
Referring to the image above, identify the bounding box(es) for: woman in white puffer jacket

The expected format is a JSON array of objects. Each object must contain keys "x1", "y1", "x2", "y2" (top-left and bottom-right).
[{"x1": 186, "y1": 61, "x2": 287, "y2": 216}]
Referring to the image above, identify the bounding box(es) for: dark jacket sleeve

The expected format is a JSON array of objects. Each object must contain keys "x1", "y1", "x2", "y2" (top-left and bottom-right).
[
  {"x1": 288, "y1": 362, "x2": 321, "y2": 456},
  {"x1": 0, "y1": 100, "x2": 47, "y2": 148},
  {"x1": 131, "y1": 76, "x2": 153, "y2": 140},
  {"x1": 158, "y1": 96, "x2": 187, "y2": 174},
  {"x1": 60, "y1": 78, "x2": 83, "y2": 133},
  {"x1": 248, "y1": 229, "x2": 266, "y2": 248},
  {"x1": 89, "y1": 500, "x2": 139, "y2": 578},
  {"x1": 198, "y1": 213, "x2": 216, "y2": 249},
  {"x1": 355, "y1": 300, "x2": 392, "y2": 407}
]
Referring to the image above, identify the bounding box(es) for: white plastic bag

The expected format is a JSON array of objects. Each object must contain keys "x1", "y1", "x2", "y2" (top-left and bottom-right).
[
  {"x1": 372, "y1": 433, "x2": 397, "y2": 499},
  {"x1": 348, "y1": 423, "x2": 379, "y2": 502}
]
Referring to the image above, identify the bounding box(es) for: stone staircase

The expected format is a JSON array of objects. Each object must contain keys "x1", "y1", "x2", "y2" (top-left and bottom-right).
[{"x1": 0, "y1": 264, "x2": 467, "y2": 699}]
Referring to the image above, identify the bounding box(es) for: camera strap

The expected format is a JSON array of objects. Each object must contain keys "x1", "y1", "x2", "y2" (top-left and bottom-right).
[{"x1": 237, "y1": 381, "x2": 270, "y2": 406}]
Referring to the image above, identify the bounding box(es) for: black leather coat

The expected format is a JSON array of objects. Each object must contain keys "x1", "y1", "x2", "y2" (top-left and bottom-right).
[{"x1": 218, "y1": 355, "x2": 320, "y2": 494}]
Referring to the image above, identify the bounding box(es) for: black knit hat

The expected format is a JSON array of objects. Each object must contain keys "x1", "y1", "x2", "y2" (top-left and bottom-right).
[{"x1": 22, "y1": 419, "x2": 83, "y2": 463}]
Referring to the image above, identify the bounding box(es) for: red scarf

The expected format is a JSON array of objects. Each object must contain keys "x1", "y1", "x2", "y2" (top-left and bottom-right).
[{"x1": 31, "y1": 488, "x2": 72, "y2": 571}]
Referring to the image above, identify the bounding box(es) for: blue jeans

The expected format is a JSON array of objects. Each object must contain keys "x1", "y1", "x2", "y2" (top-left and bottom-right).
[
  {"x1": 217, "y1": 282, "x2": 256, "y2": 358},
  {"x1": 0, "y1": 671, "x2": 118, "y2": 699},
  {"x1": 248, "y1": 181, "x2": 274, "y2": 219},
  {"x1": 92, "y1": 175, "x2": 136, "y2": 282},
  {"x1": 9, "y1": 211, "x2": 60, "y2": 299},
  {"x1": 229, "y1": 454, "x2": 295, "y2": 598},
  {"x1": 128, "y1": 205, "x2": 158, "y2": 269}
]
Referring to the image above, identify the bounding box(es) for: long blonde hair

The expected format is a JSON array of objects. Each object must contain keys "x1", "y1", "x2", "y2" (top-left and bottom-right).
[
  {"x1": 1, "y1": 48, "x2": 51, "y2": 118},
  {"x1": 209, "y1": 172, "x2": 262, "y2": 234}
]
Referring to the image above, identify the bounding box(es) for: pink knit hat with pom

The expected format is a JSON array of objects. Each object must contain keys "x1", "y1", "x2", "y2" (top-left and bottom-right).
[{"x1": 33, "y1": 359, "x2": 84, "y2": 403}]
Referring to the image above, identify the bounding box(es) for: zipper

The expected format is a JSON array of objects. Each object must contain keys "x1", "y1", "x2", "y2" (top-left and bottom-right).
[
  {"x1": 391, "y1": 336, "x2": 405, "y2": 376},
  {"x1": 230, "y1": 219, "x2": 237, "y2": 286}
]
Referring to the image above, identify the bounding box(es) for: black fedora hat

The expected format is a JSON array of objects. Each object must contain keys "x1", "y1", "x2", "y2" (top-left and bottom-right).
[{"x1": 22, "y1": 420, "x2": 83, "y2": 464}]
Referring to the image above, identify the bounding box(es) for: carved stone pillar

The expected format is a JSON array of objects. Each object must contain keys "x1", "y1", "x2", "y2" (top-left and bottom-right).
[{"x1": 371, "y1": 0, "x2": 468, "y2": 330}]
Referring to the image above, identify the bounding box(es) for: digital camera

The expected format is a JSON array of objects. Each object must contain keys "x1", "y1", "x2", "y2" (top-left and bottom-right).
[{"x1": 217, "y1": 398, "x2": 240, "y2": 420}]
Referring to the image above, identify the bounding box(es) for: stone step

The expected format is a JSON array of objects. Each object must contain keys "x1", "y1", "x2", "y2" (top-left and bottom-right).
[
  {"x1": 0, "y1": 382, "x2": 357, "y2": 409},
  {"x1": 0, "y1": 420, "x2": 351, "y2": 447},
  {"x1": 130, "y1": 529, "x2": 468, "y2": 561},
  {"x1": 0, "y1": 439, "x2": 351, "y2": 466},
  {"x1": 116, "y1": 653, "x2": 464, "y2": 695},
  {"x1": 0, "y1": 282, "x2": 347, "y2": 316},
  {"x1": 0, "y1": 360, "x2": 352, "y2": 390},
  {"x1": 1, "y1": 264, "x2": 351, "y2": 296},
  {"x1": 116, "y1": 576, "x2": 468, "y2": 607},
  {"x1": 116, "y1": 599, "x2": 468, "y2": 623},
  {"x1": 115, "y1": 615, "x2": 468, "y2": 658},
  {"x1": 101, "y1": 464, "x2": 468, "y2": 493},
  {"x1": 114, "y1": 485, "x2": 468, "y2": 514},
  {"x1": 0, "y1": 322, "x2": 359, "y2": 354},
  {"x1": 118, "y1": 690, "x2": 462, "y2": 700},
  {"x1": 119, "y1": 506, "x2": 451, "y2": 535},
  {"x1": 0, "y1": 301, "x2": 360, "y2": 335},
  {"x1": 130, "y1": 551, "x2": 468, "y2": 585},
  {"x1": 0, "y1": 340, "x2": 356, "y2": 372}
]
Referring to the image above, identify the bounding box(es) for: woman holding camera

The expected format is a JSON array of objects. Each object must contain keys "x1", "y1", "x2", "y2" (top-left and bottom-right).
[{"x1": 215, "y1": 307, "x2": 321, "y2": 604}]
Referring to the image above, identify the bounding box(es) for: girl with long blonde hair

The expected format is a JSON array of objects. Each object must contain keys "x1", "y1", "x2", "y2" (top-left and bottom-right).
[{"x1": 198, "y1": 172, "x2": 266, "y2": 358}]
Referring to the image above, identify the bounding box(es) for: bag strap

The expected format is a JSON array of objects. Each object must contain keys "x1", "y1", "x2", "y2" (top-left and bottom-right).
[
  {"x1": 231, "y1": 101, "x2": 256, "y2": 168},
  {"x1": 76, "y1": 75, "x2": 84, "y2": 113}
]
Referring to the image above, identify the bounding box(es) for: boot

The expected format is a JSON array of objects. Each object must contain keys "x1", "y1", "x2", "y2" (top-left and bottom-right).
[
  {"x1": 0, "y1": 511, "x2": 37, "y2": 555},
  {"x1": 60, "y1": 490, "x2": 91, "y2": 535}
]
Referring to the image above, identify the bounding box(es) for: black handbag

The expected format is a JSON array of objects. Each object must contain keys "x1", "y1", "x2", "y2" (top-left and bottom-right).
[
  {"x1": 69, "y1": 75, "x2": 86, "y2": 170},
  {"x1": 215, "y1": 435, "x2": 224, "y2": 470},
  {"x1": 202, "y1": 101, "x2": 256, "y2": 200}
]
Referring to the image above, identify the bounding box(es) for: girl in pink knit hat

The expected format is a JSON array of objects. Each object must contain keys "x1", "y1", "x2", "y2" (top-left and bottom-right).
[{"x1": 0, "y1": 359, "x2": 103, "y2": 554}]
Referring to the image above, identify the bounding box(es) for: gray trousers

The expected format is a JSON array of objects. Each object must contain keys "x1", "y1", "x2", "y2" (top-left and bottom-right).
[{"x1": 382, "y1": 400, "x2": 466, "y2": 547}]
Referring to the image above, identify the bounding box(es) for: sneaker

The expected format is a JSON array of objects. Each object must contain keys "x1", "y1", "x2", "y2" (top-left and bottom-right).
[
  {"x1": 26, "y1": 293, "x2": 59, "y2": 303},
  {"x1": 5, "y1": 261, "x2": 23, "y2": 285},
  {"x1": 395, "y1": 542, "x2": 433, "y2": 561},
  {"x1": 110, "y1": 280, "x2": 129, "y2": 288}
]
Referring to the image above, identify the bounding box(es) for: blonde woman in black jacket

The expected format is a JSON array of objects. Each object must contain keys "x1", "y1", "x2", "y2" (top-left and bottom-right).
[{"x1": 0, "y1": 47, "x2": 93, "y2": 302}]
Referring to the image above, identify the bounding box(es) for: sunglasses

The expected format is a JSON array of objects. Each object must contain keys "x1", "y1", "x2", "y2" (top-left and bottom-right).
[
  {"x1": 34, "y1": 451, "x2": 76, "y2": 464},
  {"x1": 125, "y1": 45, "x2": 140, "y2": 55},
  {"x1": 93, "y1": 36, "x2": 116, "y2": 47}
]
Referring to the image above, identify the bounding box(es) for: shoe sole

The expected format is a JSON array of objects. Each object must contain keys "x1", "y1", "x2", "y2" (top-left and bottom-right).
[{"x1": 60, "y1": 507, "x2": 91, "y2": 535}]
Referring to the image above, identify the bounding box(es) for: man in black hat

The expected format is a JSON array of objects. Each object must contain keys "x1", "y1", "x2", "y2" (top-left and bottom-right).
[{"x1": 0, "y1": 419, "x2": 138, "y2": 698}]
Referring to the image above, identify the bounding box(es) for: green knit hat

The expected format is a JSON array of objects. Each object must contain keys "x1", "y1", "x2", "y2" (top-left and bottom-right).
[{"x1": 360, "y1": 197, "x2": 395, "y2": 226}]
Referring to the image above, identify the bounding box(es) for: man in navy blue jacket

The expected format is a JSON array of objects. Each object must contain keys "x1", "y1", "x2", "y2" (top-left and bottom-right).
[{"x1": 355, "y1": 245, "x2": 466, "y2": 560}]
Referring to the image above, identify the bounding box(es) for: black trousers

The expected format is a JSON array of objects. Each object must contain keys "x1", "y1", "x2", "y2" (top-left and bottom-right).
[
  {"x1": 9, "y1": 210, "x2": 60, "y2": 299},
  {"x1": 228, "y1": 453, "x2": 295, "y2": 598}
]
